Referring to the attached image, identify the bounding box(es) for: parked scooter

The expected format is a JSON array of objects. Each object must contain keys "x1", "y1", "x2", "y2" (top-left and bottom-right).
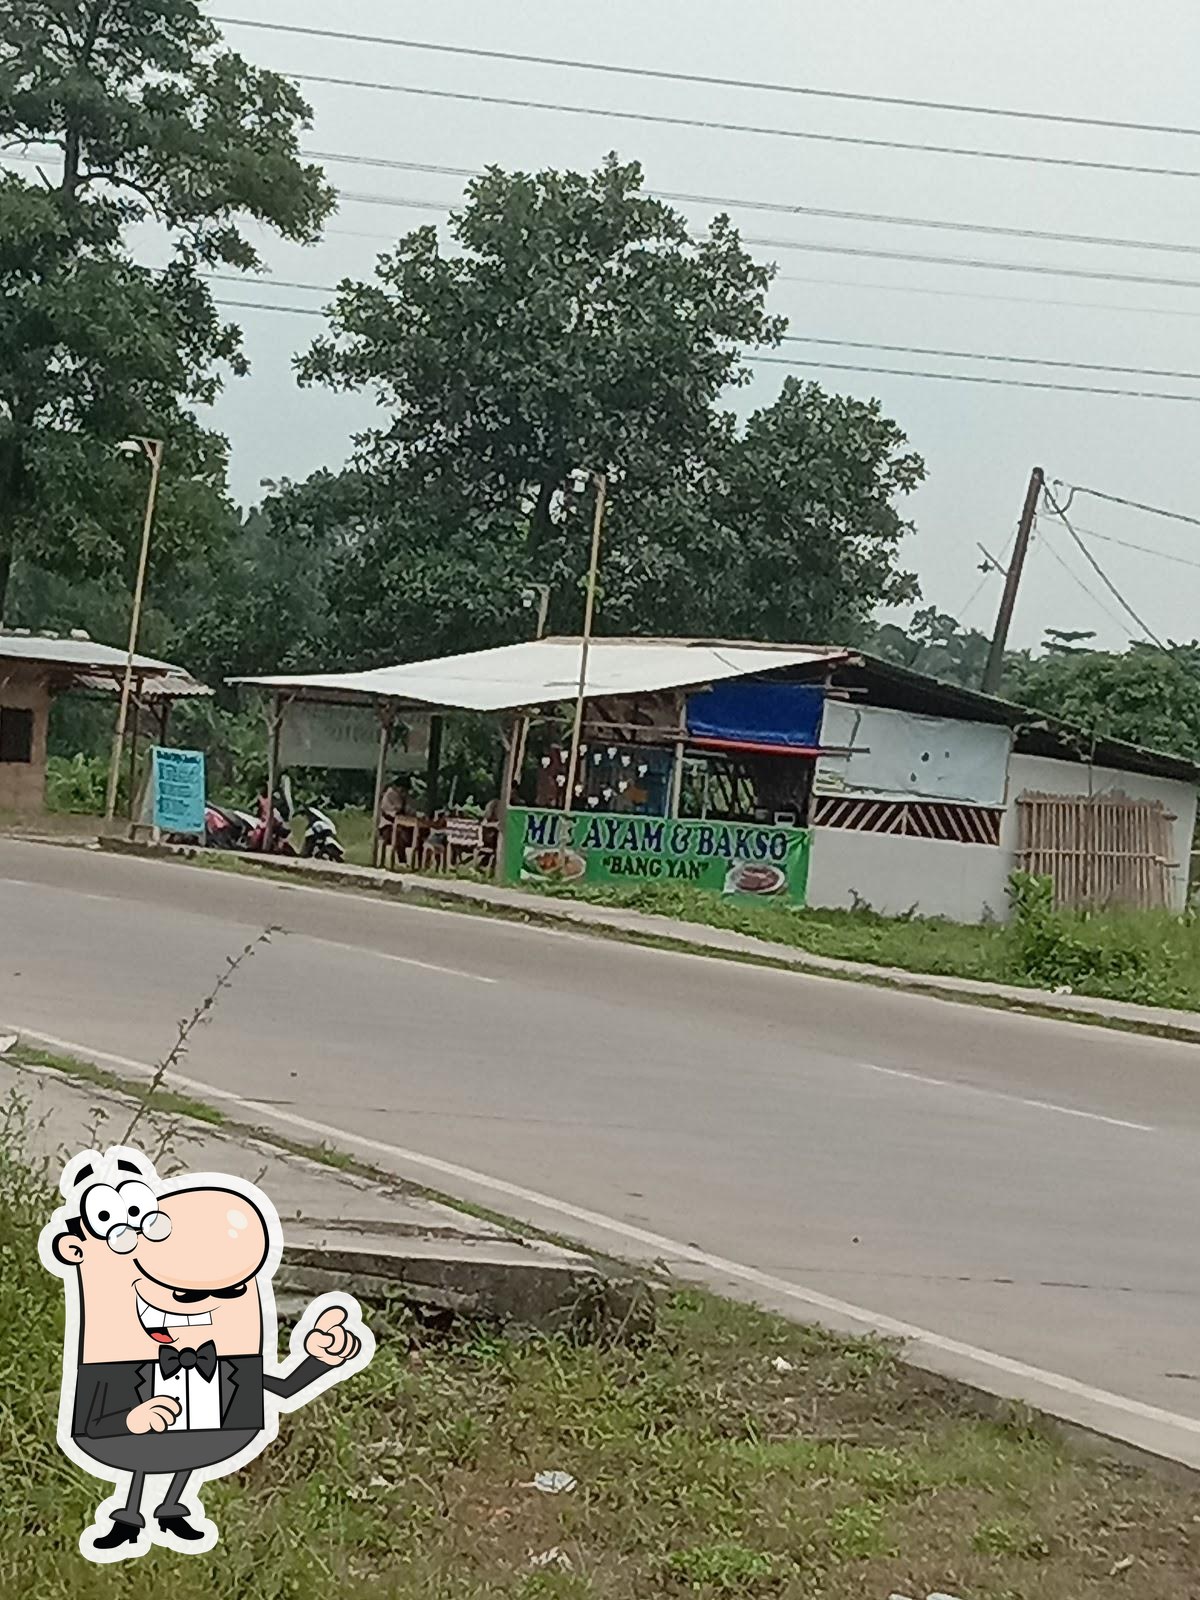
[
  {"x1": 203, "y1": 802, "x2": 255, "y2": 851},
  {"x1": 297, "y1": 802, "x2": 344, "y2": 863},
  {"x1": 245, "y1": 776, "x2": 296, "y2": 855}
]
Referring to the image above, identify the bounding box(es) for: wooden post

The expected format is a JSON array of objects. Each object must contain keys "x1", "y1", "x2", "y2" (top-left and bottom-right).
[
  {"x1": 425, "y1": 714, "x2": 444, "y2": 817},
  {"x1": 669, "y1": 692, "x2": 686, "y2": 818},
  {"x1": 263, "y1": 695, "x2": 282, "y2": 853},
  {"x1": 495, "y1": 717, "x2": 521, "y2": 882},
  {"x1": 126, "y1": 683, "x2": 142, "y2": 826},
  {"x1": 370, "y1": 709, "x2": 392, "y2": 869},
  {"x1": 562, "y1": 472, "x2": 607, "y2": 829}
]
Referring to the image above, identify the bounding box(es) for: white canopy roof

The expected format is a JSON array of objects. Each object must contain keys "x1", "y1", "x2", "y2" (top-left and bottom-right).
[
  {"x1": 0, "y1": 632, "x2": 182, "y2": 677},
  {"x1": 231, "y1": 637, "x2": 845, "y2": 714}
]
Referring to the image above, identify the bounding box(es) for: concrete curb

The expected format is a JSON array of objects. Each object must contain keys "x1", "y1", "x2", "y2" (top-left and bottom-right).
[
  {"x1": 1, "y1": 1052, "x2": 652, "y2": 1342},
  {"x1": 279, "y1": 1241, "x2": 656, "y2": 1338},
  {"x1": 95, "y1": 834, "x2": 1200, "y2": 1044}
]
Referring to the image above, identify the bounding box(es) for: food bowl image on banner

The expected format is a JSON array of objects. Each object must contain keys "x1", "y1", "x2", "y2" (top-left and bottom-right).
[
  {"x1": 724, "y1": 860, "x2": 788, "y2": 897},
  {"x1": 39, "y1": 1146, "x2": 375, "y2": 1564}
]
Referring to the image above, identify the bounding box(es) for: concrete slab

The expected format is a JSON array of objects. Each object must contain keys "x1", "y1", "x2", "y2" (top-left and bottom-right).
[{"x1": 0, "y1": 1056, "x2": 640, "y2": 1334}]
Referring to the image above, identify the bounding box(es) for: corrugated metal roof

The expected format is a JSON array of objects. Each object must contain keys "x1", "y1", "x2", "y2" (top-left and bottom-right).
[
  {"x1": 75, "y1": 671, "x2": 213, "y2": 700},
  {"x1": 0, "y1": 633, "x2": 182, "y2": 676},
  {"x1": 231, "y1": 637, "x2": 848, "y2": 713}
]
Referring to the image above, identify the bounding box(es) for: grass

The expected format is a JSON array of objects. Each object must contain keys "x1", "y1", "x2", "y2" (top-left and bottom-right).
[
  {"x1": 526, "y1": 875, "x2": 1200, "y2": 1013},
  {"x1": 320, "y1": 805, "x2": 1200, "y2": 1012},
  {"x1": 3, "y1": 1127, "x2": 1200, "y2": 1600},
  {"x1": 13, "y1": 1046, "x2": 227, "y2": 1127}
]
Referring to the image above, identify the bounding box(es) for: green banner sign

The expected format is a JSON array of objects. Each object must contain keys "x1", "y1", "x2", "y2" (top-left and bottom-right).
[{"x1": 506, "y1": 807, "x2": 810, "y2": 905}]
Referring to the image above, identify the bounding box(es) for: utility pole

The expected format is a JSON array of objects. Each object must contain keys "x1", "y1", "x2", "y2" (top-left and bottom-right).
[
  {"x1": 560, "y1": 470, "x2": 608, "y2": 845},
  {"x1": 105, "y1": 436, "x2": 165, "y2": 826},
  {"x1": 982, "y1": 466, "x2": 1043, "y2": 696}
]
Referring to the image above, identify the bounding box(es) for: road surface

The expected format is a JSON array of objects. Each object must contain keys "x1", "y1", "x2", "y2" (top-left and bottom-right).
[{"x1": 5, "y1": 838, "x2": 1200, "y2": 1463}]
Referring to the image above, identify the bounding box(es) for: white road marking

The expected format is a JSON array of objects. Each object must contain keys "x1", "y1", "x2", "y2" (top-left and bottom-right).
[
  {"x1": 307, "y1": 936, "x2": 497, "y2": 985},
  {"x1": 1, "y1": 875, "x2": 496, "y2": 984},
  {"x1": 858, "y1": 1060, "x2": 1156, "y2": 1133},
  {"x1": 10, "y1": 1022, "x2": 1200, "y2": 1446}
]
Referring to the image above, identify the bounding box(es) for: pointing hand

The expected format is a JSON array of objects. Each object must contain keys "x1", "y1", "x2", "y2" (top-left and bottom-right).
[
  {"x1": 126, "y1": 1397, "x2": 181, "y2": 1433},
  {"x1": 303, "y1": 1303, "x2": 362, "y2": 1367}
]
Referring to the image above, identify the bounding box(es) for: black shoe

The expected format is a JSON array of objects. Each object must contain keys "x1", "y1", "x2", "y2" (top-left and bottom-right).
[
  {"x1": 157, "y1": 1513, "x2": 206, "y2": 1541},
  {"x1": 92, "y1": 1521, "x2": 141, "y2": 1550}
]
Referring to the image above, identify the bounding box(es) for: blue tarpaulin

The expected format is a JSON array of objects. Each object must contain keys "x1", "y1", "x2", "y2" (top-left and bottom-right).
[{"x1": 686, "y1": 681, "x2": 825, "y2": 751}]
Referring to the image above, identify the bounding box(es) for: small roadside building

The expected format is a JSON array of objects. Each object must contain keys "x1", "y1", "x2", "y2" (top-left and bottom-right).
[
  {"x1": 0, "y1": 631, "x2": 196, "y2": 815},
  {"x1": 233, "y1": 637, "x2": 1199, "y2": 922}
]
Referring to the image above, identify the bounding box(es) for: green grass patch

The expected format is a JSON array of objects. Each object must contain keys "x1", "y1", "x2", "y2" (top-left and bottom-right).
[
  {"x1": 3, "y1": 1131, "x2": 1199, "y2": 1598},
  {"x1": 526, "y1": 871, "x2": 1200, "y2": 1012},
  {"x1": 12, "y1": 1045, "x2": 227, "y2": 1127}
]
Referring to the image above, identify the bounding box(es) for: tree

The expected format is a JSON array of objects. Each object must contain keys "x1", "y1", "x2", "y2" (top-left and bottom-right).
[
  {"x1": 1011, "y1": 641, "x2": 1200, "y2": 763},
  {"x1": 294, "y1": 157, "x2": 923, "y2": 657},
  {"x1": 871, "y1": 606, "x2": 992, "y2": 689},
  {"x1": 0, "y1": 0, "x2": 333, "y2": 615},
  {"x1": 700, "y1": 379, "x2": 922, "y2": 640}
]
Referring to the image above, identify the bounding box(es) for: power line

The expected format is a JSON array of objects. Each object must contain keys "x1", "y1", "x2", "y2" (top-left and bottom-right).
[
  {"x1": 18, "y1": 147, "x2": 1200, "y2": 296},
  {"x1": 330, "y1": 187, "x2": 1200, "y2": 291},
  {"x1": 316, "y1": 227, "x2": 1200, "y2": 322},
  {"x1": 756, "y1": 357, "x2": 1200, "y2": 402},
  {"x1": 1033, "y1": 520, "x2": 1139, "y2": 639},
  {"x1": 772, "y1": 273, "x2": 1200, "y2": 323},
  {"x1": 279, "y1": 72, "x2": 1200, "y2": 183},
  {"x1": 958, "y1": 531, "x2": 1014, "y2": 619},
  {"x1": 204, "y1": 296, "x2": 1200, "y2": 400},
  {"x1": 20, "y1": 141, "x2": 1200, "y2": 265},
  {"x1": 308, "y1": 149, "x2": 1200, "y2": 261},
  {"x1": 212, "y1": 16, "x2": 1200, "y2": 143},
  {"x1": 785, "y1": 336, "x2": 1200, "y2": 382},
  {"x1": 1041, "y1": 484, "x2": 1166, "y2": 645},
  {"x1": 199, "y1": 271, "x2": 1200, "y2": 382},
  {"x1": 1073, "y1": 525, "x2": 1200, "y2": 570},
  {"x1": 1059, "y1": 484, "x2": 1200, "y2": 529},
  {"x1": 331, "y1": 186, "x2": 1200, "y2": 289}
]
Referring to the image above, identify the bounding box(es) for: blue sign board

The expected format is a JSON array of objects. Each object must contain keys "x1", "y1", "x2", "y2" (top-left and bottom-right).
[{"x1": 152, "y1": 746, "x2": 206, "y2": 835}]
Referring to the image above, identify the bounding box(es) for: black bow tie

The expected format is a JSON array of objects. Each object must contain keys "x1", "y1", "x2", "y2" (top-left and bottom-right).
[{"x1": 158, "y1": 1341, "x2": 218, "y2": 1382}]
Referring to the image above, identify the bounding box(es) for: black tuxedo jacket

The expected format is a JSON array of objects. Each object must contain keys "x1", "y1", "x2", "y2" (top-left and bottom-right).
[{"x1": 72, "y1": 1354, "x2": 327, "y2": 1440}]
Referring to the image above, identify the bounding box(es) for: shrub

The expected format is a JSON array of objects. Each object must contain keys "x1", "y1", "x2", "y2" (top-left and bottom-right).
[
  {"x1": 1005, "y1": 872, "x2": 1182, "y2": 1005},
  {"x1": 43, "y1": 753, "x2": 113, "y2": 815}
]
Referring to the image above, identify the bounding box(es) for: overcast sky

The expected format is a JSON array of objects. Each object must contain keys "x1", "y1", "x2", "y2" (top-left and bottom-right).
[{"x1": 146, "y1": 6, "x2": 1200, "y2": 649}]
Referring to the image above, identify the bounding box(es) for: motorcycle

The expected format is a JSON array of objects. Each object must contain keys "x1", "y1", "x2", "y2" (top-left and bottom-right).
[
  {"x1": 203, "y1": 802, "x2": 256, "y2": 851},
  {"x1": 297, "y1": 802, "x2": 344, "y2": 862},
  {"x1": 200, "y1": 778, "x2": 294, "y2": 855}
]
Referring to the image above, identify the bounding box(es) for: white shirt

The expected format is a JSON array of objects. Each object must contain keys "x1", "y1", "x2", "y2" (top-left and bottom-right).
[{"x1": 153, "y1": 1355, "x2": 222, "y2": 1431}]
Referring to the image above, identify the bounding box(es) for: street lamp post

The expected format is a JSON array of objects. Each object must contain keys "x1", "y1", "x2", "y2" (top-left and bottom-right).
[
  {"x1": 105, "y1": 436, "x2": 165, "y2": 826},
  {"x1": 560, "y1": 470, "x2": 608, "y2": 849}
]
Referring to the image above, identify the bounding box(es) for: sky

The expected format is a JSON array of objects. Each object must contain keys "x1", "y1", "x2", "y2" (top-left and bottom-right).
[{"x1": 48, "y1": 2, "x2": 1200, "y2": 652}]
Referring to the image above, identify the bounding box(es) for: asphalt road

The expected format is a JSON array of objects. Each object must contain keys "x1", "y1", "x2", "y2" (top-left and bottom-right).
[{"x1": 5, "y1": 838, "x2": 1200, "y2": 1463}]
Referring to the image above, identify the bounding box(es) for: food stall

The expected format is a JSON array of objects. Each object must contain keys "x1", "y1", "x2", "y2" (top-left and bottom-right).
[{"x1": 505, "y1": 679, "x2": 835, "y2": 905}]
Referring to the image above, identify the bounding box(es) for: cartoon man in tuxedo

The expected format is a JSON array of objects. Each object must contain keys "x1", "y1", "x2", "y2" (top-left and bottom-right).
[{"x1": 40, "y1": 1146, "x2": 374, "y2": 1562}]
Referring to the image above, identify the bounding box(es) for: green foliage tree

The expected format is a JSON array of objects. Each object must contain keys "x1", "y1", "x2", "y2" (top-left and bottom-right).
[
  {"x1": 871, "y1": 605, "x2": 992, "y2": 688},
  {"x1": 0, "y1": 0, "x2": 333, "y2": 615},
  {"x1": 1011, "y1": 641, "x2": 1200, "y2": 762},
  {"x1": 294, "y1": 156, "x2": 923, "y2": 657}
]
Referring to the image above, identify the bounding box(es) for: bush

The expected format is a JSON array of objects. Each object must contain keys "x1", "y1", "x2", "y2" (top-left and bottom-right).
[
  {"x1": 1005, "y1": 872, "x2": 1183, "y2": 1005},
  {"x1": 43, "y1": 753, "x2": 113, "y2": 815}
]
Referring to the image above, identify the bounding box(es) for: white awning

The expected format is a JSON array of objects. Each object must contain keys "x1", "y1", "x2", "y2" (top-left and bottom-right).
[{"x1": 230, "y1": 637, "x2": 847, "y2": 714}]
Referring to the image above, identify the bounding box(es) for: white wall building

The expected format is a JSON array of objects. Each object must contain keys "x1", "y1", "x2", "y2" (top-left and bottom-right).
[{"x1": 805, "y1": 664, "x2": 1198, "y2": 923}]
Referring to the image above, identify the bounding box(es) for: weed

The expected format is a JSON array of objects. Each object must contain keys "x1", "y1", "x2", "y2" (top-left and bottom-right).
[{"x1": 973, "y1": 1517, "x2": 1052, "y2": 1559}]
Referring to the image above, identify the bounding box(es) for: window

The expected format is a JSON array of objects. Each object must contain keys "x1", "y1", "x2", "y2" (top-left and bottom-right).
[{"x1": 0, "y1": 707, "x2": 34, "y2": 764}]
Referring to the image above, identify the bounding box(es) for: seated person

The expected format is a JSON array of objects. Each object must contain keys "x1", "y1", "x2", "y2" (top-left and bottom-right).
[{"x1": 379, "y1": 778, "x2": 410, "y2": 831}]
